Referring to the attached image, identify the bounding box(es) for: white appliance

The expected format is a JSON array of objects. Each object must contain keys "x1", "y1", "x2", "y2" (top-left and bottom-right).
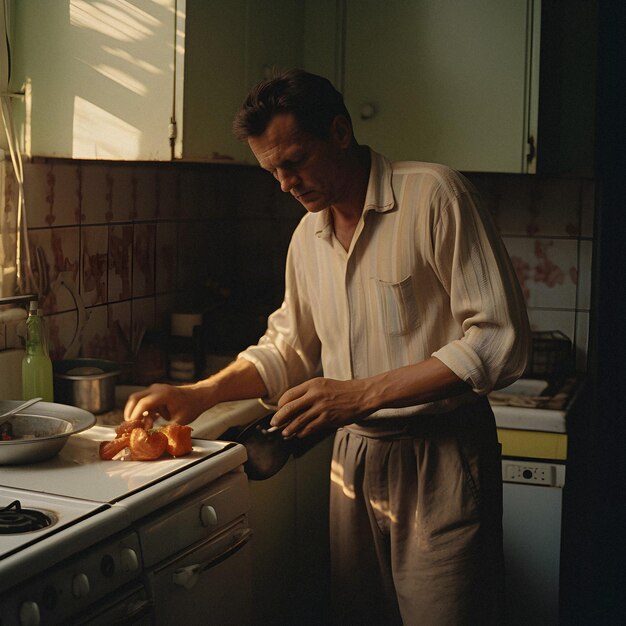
[
  {"x1": 490, "y1": 378, "x2": 576, "y2": 626},
  {"x1": 0, "y1": 423, "x2": 252, "y2": 625},
  {"x1": 501, "y1": 457, "x2": 565, "y2": 626}
]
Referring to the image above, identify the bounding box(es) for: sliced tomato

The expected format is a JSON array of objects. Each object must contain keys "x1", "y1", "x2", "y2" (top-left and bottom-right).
[
  {"x1": 160, "y1": 424, "x2": 193, "y2": 457},
  {"x1": 129, "y1": 428, "x2": 168, "y2": 461},
  {"x1": 99, "y1": 434, "x2": 131, "y2": 460},
  {"x1": 116, "y1": 415, "x2": 154, "y2": 438},
  {"x1": 115, "y1": 419, "x2": 143, "y2": 438}
]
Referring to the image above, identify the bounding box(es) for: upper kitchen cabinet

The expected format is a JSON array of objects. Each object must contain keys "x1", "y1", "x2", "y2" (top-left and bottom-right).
[
  {"x1": 10, "y1": 0, "x2": 179, "y2": 160},
  {"x1": 180, "y1": 0, "x2": 304, "y2": 163},
  {"x1": 8, "y1": 0, "x2": 333, "y2": 163},
  {"x1": 180, "y1": 0, "x2": 343, "y2": 163},
  {"x1": 342, "y1": 0, "x2": 541, "y2": 173}
]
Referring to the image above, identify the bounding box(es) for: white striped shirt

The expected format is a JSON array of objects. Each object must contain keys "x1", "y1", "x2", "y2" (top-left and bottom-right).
[{"x1": 240, "y1": 149, "x2": 530, "y2": 418}]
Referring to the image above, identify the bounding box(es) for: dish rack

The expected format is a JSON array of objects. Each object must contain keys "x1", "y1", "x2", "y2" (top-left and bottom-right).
[{"x1": 524, "y1": 331, "x2": 574, "y2": 380}]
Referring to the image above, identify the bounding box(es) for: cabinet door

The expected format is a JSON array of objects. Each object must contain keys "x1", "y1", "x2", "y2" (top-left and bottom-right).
[
  {"x1": 343, "y1": 0, "x2": 539, "y2": 173},
  {"x1": 181, "y1": 0, "x2": 304, "y2": 163},
  {"x1": 12, "y1": 0, "x2": 176, "y2": 160}
]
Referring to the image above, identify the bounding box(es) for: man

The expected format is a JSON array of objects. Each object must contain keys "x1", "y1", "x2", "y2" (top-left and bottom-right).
[{"x1": 126, "y1": 69, "x2": 530, "y2": 624}]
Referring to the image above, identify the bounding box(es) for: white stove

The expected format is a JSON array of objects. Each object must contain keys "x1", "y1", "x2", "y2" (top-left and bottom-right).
[{"x1": 0, "y1": 422, "x2": 252, "y2": 625}]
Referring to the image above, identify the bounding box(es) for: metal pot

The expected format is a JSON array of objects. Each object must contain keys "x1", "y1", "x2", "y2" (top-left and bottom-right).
[{"x1": 53, "y1": 359, "x2": 120, "y2": 414}]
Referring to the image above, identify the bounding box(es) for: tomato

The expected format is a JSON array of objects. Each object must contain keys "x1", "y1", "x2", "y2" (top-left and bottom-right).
[
  {"x1": 99, "y1": 434, "x2": 131, "y2": 460},
  {"x1": 129, "y1": 428, "x2": 168, "y2": 461},
  {"x1": 115, "y1": 415, "x2": 153, "y2": 438},
  {"x1": 160, "y1": 424, "x2": 193, "y2": 457}
]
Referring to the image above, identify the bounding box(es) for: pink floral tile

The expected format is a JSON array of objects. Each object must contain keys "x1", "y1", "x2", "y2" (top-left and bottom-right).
[
  {"x1": 24, "y1": 162, "x2": 81, "y2": 228},
  {"x1": 180, "y1": 168, "x2": 204, "y2": 220},
  {"x1": 177, "y1": 221, "x2": 211, "y2": 290},
  {"x1": 156, "y1": 167, "x2": 179, "y2": 220},
  {"x1": 110, "y1": 166, "x2": 133, "y2": 223},
  {"x1": 527, "y1": 309, "x2": 576, "y2": 341},
  {"x1": 132, "y1": 223, "x2": 156, "y2": 297},
  {"x1": 156, "y1": 222, "x2": 177, "y2": 293},
  {"x1": 131, "y1": 297, "x2": 156, "y2": 348},
  {"x1": 23, "y1": 163, "x2": 51, "y2": 228},
  {"x1": 531, "y1": 178, "x2": 582, "y2": 237},
  {"x1": 108, "y1": 225, "x2": 133, "y2": 302},
  {"x1": 108, "y1": 301, "x2": 132, "y2": 366},
  {"x1": 495, "y1": 176, "x2": 582, "y2": 238},
  {"x1": 503, "y1": 237, "x2": 578, "y2": 309},
  {"x1": 156, "y1": 293, "x2": 178, "y2": 330},
  {"x1": 2, "y1": 161, "x2": 18, "y2": 286},
  {"x1": 80, "y1": 225, "x2": 108, "y2": 306},
  {"x1": 47, "y1": 310, "x2": 79, "y2": 361},
  {"x1": 580, "y1": 179, "x2": 595, "y2": 238},
  {"x1": 133, "y1": 166, "x2": 158, "y2": 221},
  {"x1": 26, "y1": 227, "x2": 80, "y2": 314},
  {"x1": 81, "y1": 164, "x2": 110, "y2": 224},
  {"x1": 80, "y1": 305, "x2": 111, "y2": 359}
]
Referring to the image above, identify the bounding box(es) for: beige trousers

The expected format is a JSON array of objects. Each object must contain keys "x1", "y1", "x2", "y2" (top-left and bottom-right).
[{"x1": 329, "y1": 399, "x2": 504, "y2": 626}]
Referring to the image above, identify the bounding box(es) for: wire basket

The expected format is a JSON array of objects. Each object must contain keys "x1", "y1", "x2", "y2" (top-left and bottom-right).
[{"x1": 524, "y1": 330, "x2": 573, "y2": 379}]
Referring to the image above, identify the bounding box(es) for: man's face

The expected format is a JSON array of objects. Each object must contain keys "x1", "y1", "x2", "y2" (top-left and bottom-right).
[{"x1": 248, "y1": 112, "x2": 352, "y2": 213}]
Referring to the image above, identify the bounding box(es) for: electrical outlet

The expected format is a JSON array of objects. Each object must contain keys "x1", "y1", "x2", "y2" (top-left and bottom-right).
[{"x1": 503, "y1": 460, "x2": 563, "y2": 486}]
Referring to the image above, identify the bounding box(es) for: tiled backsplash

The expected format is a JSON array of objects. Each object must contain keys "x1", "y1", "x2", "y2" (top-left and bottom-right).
[
  {"x1": 467, "y1": 172, "x2": 594, "y2": 373},
  {"x1": 1, "y1": 158, "x2": 594, "y2": 378}
]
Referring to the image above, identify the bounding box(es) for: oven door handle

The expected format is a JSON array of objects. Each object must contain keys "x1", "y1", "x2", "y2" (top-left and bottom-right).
[
  {"x1": 172, "y1": 528, "x2": 253, "y2": 590},
  {"x1": 112, "y1": 598, "x2": 154, "y2": 625}
]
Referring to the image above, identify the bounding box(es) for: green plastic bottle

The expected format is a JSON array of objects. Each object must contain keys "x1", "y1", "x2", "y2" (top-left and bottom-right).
[{"x1": 21, "y1": 301, "x2": 54, "y2": 402}]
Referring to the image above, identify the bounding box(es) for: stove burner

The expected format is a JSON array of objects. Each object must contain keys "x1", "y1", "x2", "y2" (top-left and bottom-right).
[{"x1": 0, "y1": 500, "x2": 53, "y2": 534}]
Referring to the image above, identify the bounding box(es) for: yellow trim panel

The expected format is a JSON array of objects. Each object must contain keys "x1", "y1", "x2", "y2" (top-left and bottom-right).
[{"x1": 497, "y1": 428, "x2": 568, "y2": 460}]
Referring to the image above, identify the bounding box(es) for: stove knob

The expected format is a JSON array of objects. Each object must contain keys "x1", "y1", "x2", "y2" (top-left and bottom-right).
[
  {"x1": 18, "y1": 600, "x2": 40, "y2": 626},
  {"x1": 200, "y1": 504, "x2": 218, "y2": 528},
  {"x1": 72, "y1": 573, "x2": 90, "y2": 598},
  {"x1": 120, "y1": 547, "x2": 140, "y2": 572}
]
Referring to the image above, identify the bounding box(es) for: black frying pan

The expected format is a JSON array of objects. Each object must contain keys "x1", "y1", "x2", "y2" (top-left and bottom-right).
[{"x1": 224, "y1": 413, "x2": 334, "y2": 480}]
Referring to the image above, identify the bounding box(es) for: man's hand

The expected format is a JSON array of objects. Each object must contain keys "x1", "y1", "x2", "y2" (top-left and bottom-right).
[
  {"x1": 271, "y1": 377, "x2": 376, "y2": 438},
  {"x1": 269, "y1": 358, "x2": 471, "y2": 438},
  {"x1": 124, "y1": 383, "x2": 212, "y2": 425},
  {"x1": 123, "y1": 358, "x2": 268, "y2": 426}
]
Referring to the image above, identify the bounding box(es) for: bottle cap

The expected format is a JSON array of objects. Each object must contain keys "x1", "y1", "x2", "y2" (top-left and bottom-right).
[{"x1": 29, "y1": 300, "x2": 38, "y2": 313}]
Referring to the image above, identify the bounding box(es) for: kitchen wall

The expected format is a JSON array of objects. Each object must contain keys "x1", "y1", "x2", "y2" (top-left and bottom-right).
[{"x1": 0, "y1": 157, "x2": 594, "y2": 379}]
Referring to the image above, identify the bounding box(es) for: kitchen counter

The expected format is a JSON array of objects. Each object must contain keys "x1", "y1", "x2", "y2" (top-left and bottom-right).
[
  {"x1": 489, "y1": 376, "x2": 584, "y2": 433},
  {"x1": 489, "y1": 376, "x2": 585, "y2": 461}
]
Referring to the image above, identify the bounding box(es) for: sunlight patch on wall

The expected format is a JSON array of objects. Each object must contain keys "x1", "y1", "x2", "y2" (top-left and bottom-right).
[
  {"x1": 70, "y1": 0, "x2": 158, "y2": 42},
  {"x1": 73, "y1": 96, "x2": 141, "y2": 159},
  {"x1": 101, "y1": 46, "x2": 163, "y2": 75},
  {"x1": 90, "y1": 64, "x2": 148, "y2": 96}
]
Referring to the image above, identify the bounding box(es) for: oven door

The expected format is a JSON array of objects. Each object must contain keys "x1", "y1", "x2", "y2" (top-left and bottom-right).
[
  {"x1": 145, "y1": 520, "x2": 253, "y2": 626},
  {"x1": 72, "y1": 583, "x2": 153, "y2": 625}
]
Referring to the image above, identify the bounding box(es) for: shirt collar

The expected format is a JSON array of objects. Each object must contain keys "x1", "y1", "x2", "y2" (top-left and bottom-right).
[{"x1": 315, "y1": 148, "x2": 396, "y2": 239}]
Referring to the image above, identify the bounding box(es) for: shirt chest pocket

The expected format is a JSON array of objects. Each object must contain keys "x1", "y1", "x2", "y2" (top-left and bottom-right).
[{"x1": 371, "y1": 275, "x2": 420, "y2": 336}]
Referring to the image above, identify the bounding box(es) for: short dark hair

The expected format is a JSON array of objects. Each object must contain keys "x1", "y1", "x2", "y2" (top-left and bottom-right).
[{"x1": 232, "y1": 68, "x2": 352, "y2": 141}]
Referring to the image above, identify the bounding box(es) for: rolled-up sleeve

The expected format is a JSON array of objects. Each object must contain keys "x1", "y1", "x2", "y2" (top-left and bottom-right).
[
  {"x1": 430, "y1": 186, "x2": 530, "y2": 395},
  {"x1": 238, "y1": 240, "x2": 322, "y2": 404}
]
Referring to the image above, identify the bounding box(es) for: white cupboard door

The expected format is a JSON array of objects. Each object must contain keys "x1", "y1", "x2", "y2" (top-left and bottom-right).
[
  {"x1": 12, "y1": 0, "x2": 177, "y2": 160},
  {"x1": 343, "y1": 0, "x2": 540, "y2": 173}
]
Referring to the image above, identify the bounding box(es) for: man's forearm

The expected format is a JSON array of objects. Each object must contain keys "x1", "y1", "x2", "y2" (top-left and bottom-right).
[
  {"x1": 363, "y1": 356, "x2": 473, "y2": 413},
  {"x1": 189, "y1": 357, "x2": 268, "y2": 405}
]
